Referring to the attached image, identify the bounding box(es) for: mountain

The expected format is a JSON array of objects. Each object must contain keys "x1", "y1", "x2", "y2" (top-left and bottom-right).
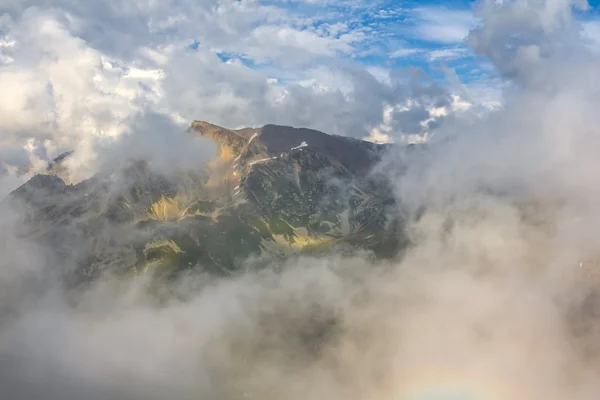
[
  {"x1": 189, "y1": 121, "x2": 393, "y2": 176},
  {"x1": 4, "y1": 122, "x2": 410, "y2": 286}
]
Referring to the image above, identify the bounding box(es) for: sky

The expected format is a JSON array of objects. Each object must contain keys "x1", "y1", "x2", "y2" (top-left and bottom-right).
[{"x1": 0, "y1": 0, "x2": 599, "y2": 171}]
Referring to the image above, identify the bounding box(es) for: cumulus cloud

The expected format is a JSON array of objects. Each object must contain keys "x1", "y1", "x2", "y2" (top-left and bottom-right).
[
  {"x1": 0, "y1": 0, "x2": 476, "y2": 191},
  {"x1": 0, "y1": 6, "x2": 171, "y2": 174},
  {"x1": 467, "y1": 0, "x2": 589, "y2": 86}
]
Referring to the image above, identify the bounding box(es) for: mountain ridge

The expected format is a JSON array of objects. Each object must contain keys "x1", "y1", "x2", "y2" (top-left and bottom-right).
[
  {"x1": 4, "y1": 122, "x2": 407, "y2": 286},
  {"x1": 190, "y1": 121, "x2": 393, "y2": 176}
]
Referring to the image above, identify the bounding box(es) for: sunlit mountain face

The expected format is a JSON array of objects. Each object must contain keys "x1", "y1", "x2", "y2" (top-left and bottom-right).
[{"x1": 3, "y1": 0, "x2": 600, "y2": 400}]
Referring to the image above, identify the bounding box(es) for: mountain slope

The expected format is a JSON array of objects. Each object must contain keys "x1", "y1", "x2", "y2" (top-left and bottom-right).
[{"x1": 4, "y1": 122, "x2": 407, "y2": 284}]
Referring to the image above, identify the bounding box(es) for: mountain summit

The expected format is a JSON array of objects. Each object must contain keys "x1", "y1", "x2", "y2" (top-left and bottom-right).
[
  {"x1": 4, "y1": 122, "x2": 407, "y2": 285},
  {"x1": 190, "y1": 121, "x2": 391, "y2": 176}
]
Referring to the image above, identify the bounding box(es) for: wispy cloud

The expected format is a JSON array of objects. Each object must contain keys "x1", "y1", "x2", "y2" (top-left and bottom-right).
[
  {"x1": 583, "y1": 20, "x2": 600, "y2": 51},
  {"x1": 389, "y1": 48, "x2": 424, "y2": 58},
  {"x1": 389, "y1": 46, "x2": 470, "y2": 62},
  {"x1": 409, "y1": 7, "x2": 478, "y2": 44},
  {"x1": 428, "y1": 47, "x2": 470, "y2": 61}
]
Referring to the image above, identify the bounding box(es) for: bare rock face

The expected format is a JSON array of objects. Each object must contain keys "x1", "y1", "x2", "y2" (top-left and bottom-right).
[
  {"x1": 189, "y1": 121, "x2": 249, "y2": 161},
  {"x1": 4, "y1": 121, "x2": 408, "y2": 286}
]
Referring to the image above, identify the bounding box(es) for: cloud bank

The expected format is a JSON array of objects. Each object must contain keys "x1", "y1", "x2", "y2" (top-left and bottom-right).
[{"x1": 0, "y1": 0, "x2": 496, "y2": 186}]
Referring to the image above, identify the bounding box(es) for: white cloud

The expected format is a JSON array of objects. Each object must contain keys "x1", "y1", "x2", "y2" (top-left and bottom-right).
[
  {"x1": 411, "y1": 7, "x2": 478, "y2": 44},
  {"x1": 389, "y1": 48, "x2": 424, "y2": 58},
  {"x1": 428, "y1": 47, "x2": 469, "y2": 61},
  {"x1": 467, "y1": 0, "x2": 589, "y2": 88},
  {"x1": 365, "y1": 66, "x2": 391, "y2": 85},
  {"x1": 582, "y1": 20, "x2": 600, "y2": 51},
  {"x1": 0, "y1": 0, "x2": 503, "y2": 190},
  {"x1": 324, "y1": 22, "x2": 348, "y2": 36},
  {"x1": 389, "y1": 47, "x2": 470, "y2": 62},
  {"x1": 245, "y1": 25, "x2": 354, "y2": 65}
]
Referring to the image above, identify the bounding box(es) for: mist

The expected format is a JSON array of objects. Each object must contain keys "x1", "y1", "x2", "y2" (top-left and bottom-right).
[{"x1": 2, "y1": 0, "x2": 600, "y2": 399}]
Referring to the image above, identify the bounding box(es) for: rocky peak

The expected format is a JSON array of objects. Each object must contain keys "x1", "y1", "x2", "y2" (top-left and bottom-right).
[
  {"x1": 190, "y1": 121, "x2": 393, "y2": 177},
  {"x1": 189, "y1": 121, "x2": 248, "y2": 161},
  {"x1": 10, "y1": 174, "x2": 68, "y2": 203}
]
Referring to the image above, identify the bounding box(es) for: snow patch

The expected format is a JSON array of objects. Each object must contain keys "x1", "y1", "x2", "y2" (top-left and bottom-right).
[
  {"x1": 249, "y1": 157, "x2": 271, "y2": 166},
  {"x1": 248, "y1": 132, "x2": 258, "y2": 144},
  {"x1": 291, "y1": 141, "x2": 308, "y2": 150}
]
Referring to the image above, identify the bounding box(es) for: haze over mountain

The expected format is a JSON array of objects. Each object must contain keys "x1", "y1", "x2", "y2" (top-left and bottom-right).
[{"x1": 4, "y1": 122, "x2": 409, "y2": 284}]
